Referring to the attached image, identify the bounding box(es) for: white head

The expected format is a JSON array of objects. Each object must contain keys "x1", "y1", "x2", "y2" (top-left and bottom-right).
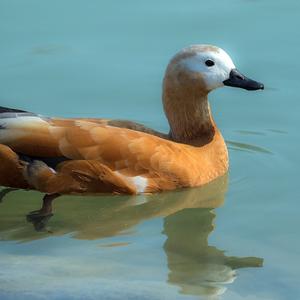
[
  {"x1": 181, "y1": 45, "x2": 235, "y2": 90},
  {"x1": 165, "y1": 45, "x2": 263, "y2": 93}
]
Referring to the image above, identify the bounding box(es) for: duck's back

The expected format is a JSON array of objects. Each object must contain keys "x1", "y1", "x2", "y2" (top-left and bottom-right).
[{"x1": 0, "y1": 107, "x2": 228, "y2": 194}]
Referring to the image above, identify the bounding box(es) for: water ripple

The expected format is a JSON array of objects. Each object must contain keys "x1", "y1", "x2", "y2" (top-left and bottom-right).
[{"x1": 226, "y1": 140, "x2": 272, "y2": 155}]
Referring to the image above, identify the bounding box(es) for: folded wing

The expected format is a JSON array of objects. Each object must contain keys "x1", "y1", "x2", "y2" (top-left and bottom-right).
[{"x1": 0, "y1": 112, "x2": 194, "y2": 193}]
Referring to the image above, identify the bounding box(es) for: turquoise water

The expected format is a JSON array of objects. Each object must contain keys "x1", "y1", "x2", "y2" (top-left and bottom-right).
[{"x1": 0, "y1": 0, "x2": 300, "y2": 299}]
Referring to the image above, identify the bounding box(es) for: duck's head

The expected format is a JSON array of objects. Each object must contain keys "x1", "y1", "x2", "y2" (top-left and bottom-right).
[
  {"x1": 163, "y1": 45, "x2": 264, "y2": 143},
  {"x1": 164, "y1": 45, "x2": 264, "y2": 94}
]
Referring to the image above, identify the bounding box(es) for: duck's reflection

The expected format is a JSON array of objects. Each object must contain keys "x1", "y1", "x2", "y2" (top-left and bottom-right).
[
  {"x1": 0, "y1": 175, "x2": 262, "y2": 298},
  {"x1": 164, "y1": 208, "x2": 262, "y2": 297}
]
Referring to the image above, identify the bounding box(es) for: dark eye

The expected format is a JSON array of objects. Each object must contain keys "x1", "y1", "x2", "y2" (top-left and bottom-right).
[{"x1": 205, "y1": 59, "x2": 215, "y2": 67}]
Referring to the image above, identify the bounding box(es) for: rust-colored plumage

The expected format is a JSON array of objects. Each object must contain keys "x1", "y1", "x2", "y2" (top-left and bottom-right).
[
  {"x1": 0, "y1": 45, "x2": 263, "y2": 199},
  {"x1": 0, "y1": 116, "x2": 228, "y2": 194}
]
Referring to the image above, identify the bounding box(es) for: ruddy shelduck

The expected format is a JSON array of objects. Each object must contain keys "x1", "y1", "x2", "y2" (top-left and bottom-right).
[{"x1": 0, "y1": 45, "x2": 263, "y2": 216}]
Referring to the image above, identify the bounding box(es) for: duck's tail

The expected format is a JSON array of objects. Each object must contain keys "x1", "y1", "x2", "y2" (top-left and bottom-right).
[
  {"x1": 0, "y1": 106, "x2": 29, "y2": 114},
  {"x1": 0, "y1": 106, "x2": 36, "y2": 118}
]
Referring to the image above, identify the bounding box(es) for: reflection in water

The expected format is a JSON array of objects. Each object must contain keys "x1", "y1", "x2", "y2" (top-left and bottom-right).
[
  {"x1": 0, "y1": 175, "x2": 262, "y2": 298},
  {"x1": 164, "y1": 209, "x2": 262, "y2": 297}
]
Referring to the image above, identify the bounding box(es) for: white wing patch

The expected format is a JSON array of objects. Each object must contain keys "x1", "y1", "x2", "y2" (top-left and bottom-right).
[
  {"x1": 0, "y1": 116, "x2": 49, "y2": 143},
  {"x1": 0, "y1": 116, "x2": 48, "y2": 129},
  {"x1": 131, "y1": 176, "x2": 148, "y2": 193},
  {"x1": 115, "y1": 171, "x2": 148, "y2": 194}
]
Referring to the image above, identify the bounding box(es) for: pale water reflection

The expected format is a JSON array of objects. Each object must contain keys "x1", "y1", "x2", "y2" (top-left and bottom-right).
[
  {"x1": 0, "y1": 176, "x2": 262, "y2": 299},
  {"x1": 1, "y1": 0, "x2": 300, "y2": 298}
]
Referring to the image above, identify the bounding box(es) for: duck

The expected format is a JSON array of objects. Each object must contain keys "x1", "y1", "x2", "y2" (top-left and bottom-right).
[{"x1": 0, "y1": 44, "x2": 263, "y2": 216}]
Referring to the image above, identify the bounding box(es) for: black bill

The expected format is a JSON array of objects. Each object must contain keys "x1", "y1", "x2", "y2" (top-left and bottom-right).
[{"x1": 223, "y1": 69, "x2": 264, "y2": 91}]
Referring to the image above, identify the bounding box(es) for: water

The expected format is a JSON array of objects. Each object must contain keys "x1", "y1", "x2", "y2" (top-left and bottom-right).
[{"x1": 0, "y1": 0, "x2": 299, "y2": 299}]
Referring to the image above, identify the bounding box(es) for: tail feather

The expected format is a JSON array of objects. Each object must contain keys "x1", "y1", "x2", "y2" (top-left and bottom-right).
[
  {"x1": 0, "y1": 106, "x2": 37, "y2": 120},
  {"x1": 0, "y1": 106, "x2": 29, "y2": 113}
]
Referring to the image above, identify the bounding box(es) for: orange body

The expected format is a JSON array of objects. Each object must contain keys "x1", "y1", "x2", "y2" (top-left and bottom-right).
[{"x1": 0, "y1": 116, "x2": 228, "y2": 194}]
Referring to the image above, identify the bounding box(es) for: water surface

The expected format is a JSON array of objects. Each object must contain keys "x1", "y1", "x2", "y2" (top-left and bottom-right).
[{"x1": 0, "y1": 0, "x2": 300, "y2": 299}]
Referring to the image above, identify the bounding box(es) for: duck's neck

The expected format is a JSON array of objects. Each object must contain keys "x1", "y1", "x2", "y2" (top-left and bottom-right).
[{"x1": 163, "y1": 72, "x2": 215, "y2": 146}]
